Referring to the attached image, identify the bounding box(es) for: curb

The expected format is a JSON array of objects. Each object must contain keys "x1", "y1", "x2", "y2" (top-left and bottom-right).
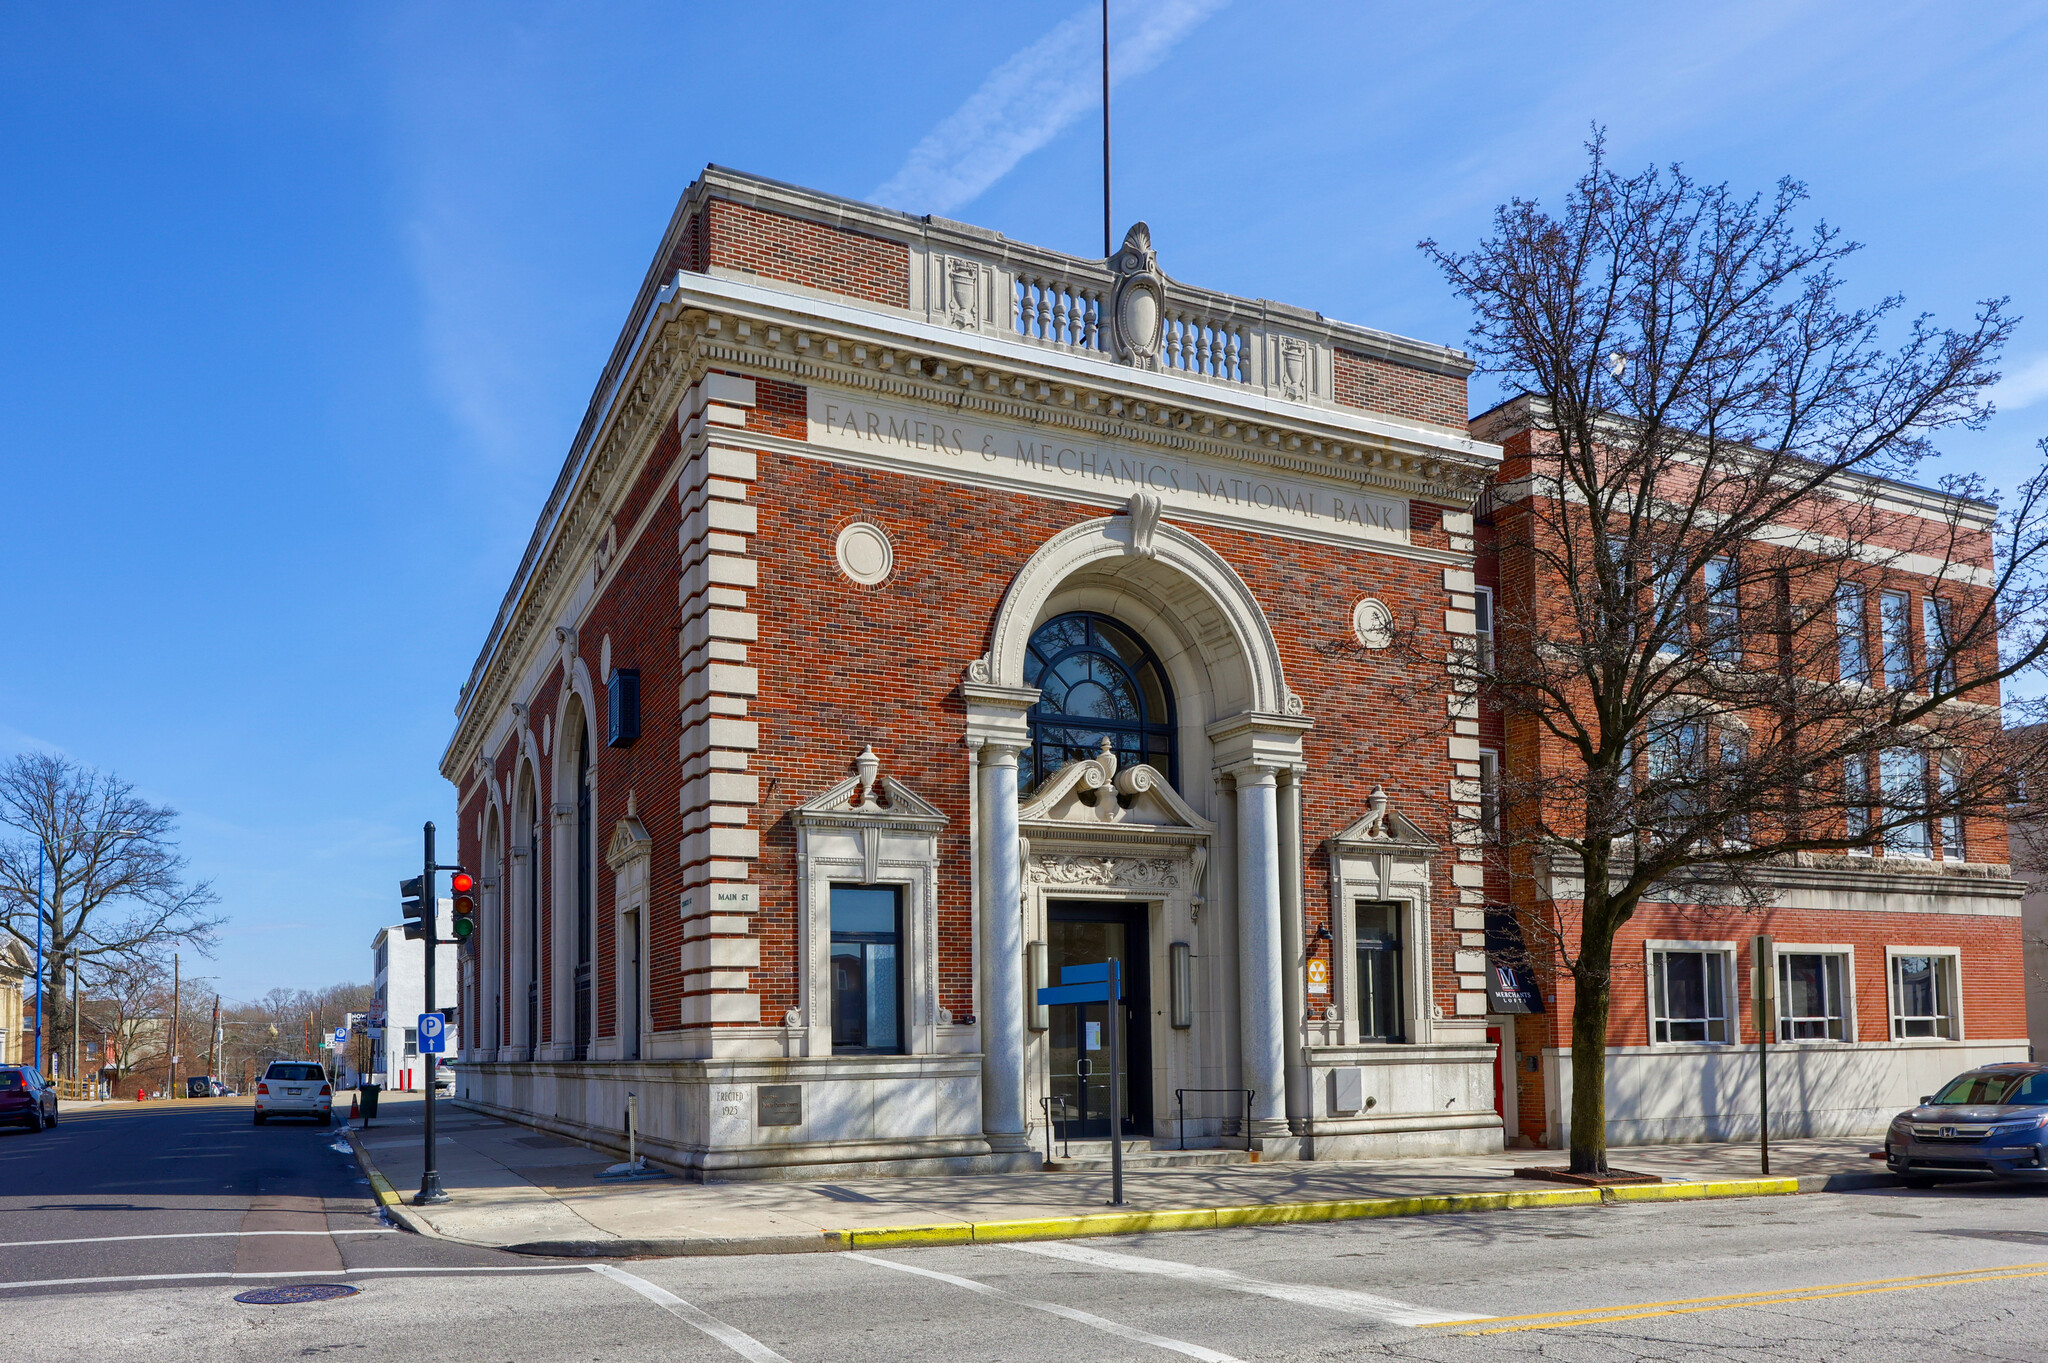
[
  {"x1": 342, "y1": 1128, "x2": 435, "y2": 1237},
  {"x1": 476, "y1": 1175, "x2": 1806, "y2": 1259}
]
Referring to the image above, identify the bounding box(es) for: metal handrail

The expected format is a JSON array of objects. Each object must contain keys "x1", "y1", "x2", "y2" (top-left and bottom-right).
[
  {"x1": 1038, "y1": 1095, "x2": 1080, "y2": 1163},
  {"x1": 1174, "y1": 1087, "x2": 1255, "y2": 1151}
]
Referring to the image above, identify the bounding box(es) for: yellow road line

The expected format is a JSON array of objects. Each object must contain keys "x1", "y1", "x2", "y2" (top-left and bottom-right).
[{"x1": 1433, "y1": 1261, "x2": 2048, "y2": 1335}]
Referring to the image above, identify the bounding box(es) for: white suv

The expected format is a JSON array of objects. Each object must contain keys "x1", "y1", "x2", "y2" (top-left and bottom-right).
[{"x1": 254, "y1": 1062, "x2": 333, "y2": 1125}]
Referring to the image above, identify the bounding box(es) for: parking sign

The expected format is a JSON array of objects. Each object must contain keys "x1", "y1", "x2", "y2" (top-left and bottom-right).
[{"x1": 417, "y1": 1012, "x2": 447, "y2": 1055}]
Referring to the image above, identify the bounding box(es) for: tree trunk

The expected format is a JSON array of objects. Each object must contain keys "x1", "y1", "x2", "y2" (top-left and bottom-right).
[{"x1": 1568, "y1": 913, "x2": 1619, "y2": 1174}]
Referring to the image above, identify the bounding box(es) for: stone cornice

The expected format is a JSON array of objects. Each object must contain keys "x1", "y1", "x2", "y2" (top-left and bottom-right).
[{"x1": 443, "y1": 272, "x2": 1492, "y2": 781}]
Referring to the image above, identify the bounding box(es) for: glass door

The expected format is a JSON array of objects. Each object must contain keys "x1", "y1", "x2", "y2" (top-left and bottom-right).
[{"x1": 1046, "y1": 902, "x2": 1150, "y2": 1140}]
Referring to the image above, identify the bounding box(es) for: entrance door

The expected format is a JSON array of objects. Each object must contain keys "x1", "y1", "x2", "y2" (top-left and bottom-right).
[{"x1": 1047, "y1": 901, "x2": 1151, "y2": 1140}]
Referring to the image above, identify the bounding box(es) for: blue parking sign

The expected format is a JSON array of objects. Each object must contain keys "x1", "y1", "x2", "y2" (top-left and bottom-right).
[{"x1": 417, "y1": 1012, "x2": 447, "y2": 1054}]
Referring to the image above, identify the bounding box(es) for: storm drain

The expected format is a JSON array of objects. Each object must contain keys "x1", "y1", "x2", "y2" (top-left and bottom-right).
[{"x1": 234, "y1": 1283, "x2": 360, "y2": 1305}]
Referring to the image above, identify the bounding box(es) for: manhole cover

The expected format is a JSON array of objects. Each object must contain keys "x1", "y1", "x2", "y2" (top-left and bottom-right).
[{"x1": 234, "y1": 1283, "x2": 360, "y2": 1305}]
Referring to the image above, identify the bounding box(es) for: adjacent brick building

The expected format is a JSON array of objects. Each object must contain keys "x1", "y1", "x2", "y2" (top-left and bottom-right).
[{"x1": 1473, "y1": 396, "x2": 2029, "y2": 1149}]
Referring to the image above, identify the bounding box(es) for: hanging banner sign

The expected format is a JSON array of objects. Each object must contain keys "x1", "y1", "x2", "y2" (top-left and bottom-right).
[{"x1": 1484, "y1": 909, "x2": 1545, "y2": 1014}]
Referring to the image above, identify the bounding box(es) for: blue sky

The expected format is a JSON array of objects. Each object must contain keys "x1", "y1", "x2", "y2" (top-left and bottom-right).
[{"x1": 4, "y1": 2, "x2": 2044, "y2": 1003}]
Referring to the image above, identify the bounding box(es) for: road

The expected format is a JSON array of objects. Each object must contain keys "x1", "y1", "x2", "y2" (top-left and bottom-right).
[{"x1": 5, "y1": 1098, "x2": 2048, "y2": 1361}]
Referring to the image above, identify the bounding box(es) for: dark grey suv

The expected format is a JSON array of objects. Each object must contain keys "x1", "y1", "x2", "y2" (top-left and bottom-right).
[{"x1": 1885, "y1": 1063, "x2": 2048, "y2": 1186}]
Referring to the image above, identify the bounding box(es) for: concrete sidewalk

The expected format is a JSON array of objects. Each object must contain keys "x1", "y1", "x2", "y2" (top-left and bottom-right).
[{"x1": 342, "y1": 1093, "x2": 1895, "y2": 1257}]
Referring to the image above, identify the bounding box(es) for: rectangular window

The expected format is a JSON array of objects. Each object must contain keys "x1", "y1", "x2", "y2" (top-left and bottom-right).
[
  {"x1": 1777, "y1": 953, "x2": 1848, "y2": 1040},
  {"x1": 1939, "y1": 755, "x2": 1963, "y2": 861},
  {"x1": 1890, "y1": 954, "x2": 1955, "y2": 1039},
  {"x1": 1881, "y1": 748, "x2": 1930, "y2": 857},
  {"x1": 1703, "y1": 557, "x2": 1739, "y2": 662},
  {"x1": 1653, "y1": 557, "x2": 1685, "y2": 656},
  {"x1": 1881, "y1": 589, "x2": 1913, "y2": 689},
  {"x1": 1719, "y1": 729, "x2": 1750, "y2": 846},
  {"x1": 1477, "y1": 749, "x2": 1500, "y2": 841},
  {"x1": 1845, "y1": 753, "x2": 1871, "y2": 853},
  {"x1": 1645, "y1": 718, "x2": 1705, "y2": 829},
  {"x1": 1651, "y1": 949, "x2": 1730, "y2": 1043},
  {"x1": 1355, "y1": 900, "x2": 1405, "y2": 1042},
  {"x1": 830, "y1": 885, "x2": 903, "y2": 1054},
  {"x1": 1923, "y1": 597, "x2": 1956, "y2": 691},
  {"x1": 1836, "y1": 585, "x2": 1868, "y2": 684},
  {"x1": 403, "y1": 1027, "x2": 418, "y2": 1056},
  {"x1": 1472, "y1": 586, "x2": 1495, "y2": 671}
]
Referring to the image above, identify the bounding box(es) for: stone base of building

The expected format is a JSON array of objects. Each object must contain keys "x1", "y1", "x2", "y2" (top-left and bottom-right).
[
  {"x1": 1540, "y1": 1038, "x2": 2033, "y2": 1148},
  {"x1": 454, "y1": 1054, "x2": 1044, "y2": 1182},
  {"x1": 1298, "y1": 1114, "x2": 1505, "y2": 1162}
]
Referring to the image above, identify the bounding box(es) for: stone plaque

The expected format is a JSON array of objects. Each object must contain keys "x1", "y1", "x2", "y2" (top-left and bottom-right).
[{"x1": 757, "y1": 1084, "x2": 802, "y2": 1128}]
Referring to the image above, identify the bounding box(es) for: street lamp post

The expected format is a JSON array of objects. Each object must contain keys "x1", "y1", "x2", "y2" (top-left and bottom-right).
[{"x1": 33, "y1": 828, "x2": 139, "y2": 1077}]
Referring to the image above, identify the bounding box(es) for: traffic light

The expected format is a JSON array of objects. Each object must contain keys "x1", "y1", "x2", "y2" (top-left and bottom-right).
[
  {"x1": 400, "y1": 874, "x2": 429, "y2": 941},
  {"x1": 449, "y1": 871, "x2": 476, "y2": 942}
]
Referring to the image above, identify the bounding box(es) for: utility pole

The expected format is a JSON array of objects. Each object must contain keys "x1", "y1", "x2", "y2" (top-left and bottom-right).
[
  {"x1": 210, "y1": 996, "x2": 221, "y2": 1084},
  {"x1": 69, "y1": 952, "x2": 80, "y2": 1089},
  {"x1": 169, "y1": 952, "x2": 180, "y2": 1099}
]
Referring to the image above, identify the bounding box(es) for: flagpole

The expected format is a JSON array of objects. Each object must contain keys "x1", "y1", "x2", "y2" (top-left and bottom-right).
[{"x1": 1101, "y1": 0, "x2": 1112, "y2": 258}]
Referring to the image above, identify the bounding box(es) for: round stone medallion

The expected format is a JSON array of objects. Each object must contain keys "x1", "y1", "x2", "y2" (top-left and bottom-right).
[
  {"x1": 835, "y1": 521, "x2": 894, "y2": 586},
  {"x1": 1352, "y1": 597, "x2": 1393, "y2": 649}
]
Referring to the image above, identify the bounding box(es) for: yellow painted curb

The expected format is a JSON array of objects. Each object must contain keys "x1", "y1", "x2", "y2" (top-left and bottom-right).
[
  {"x1": 844, "y1": 1223, "x2": 978, "y2": 1248},
  {"x1": 342, "y1": 1130, "x2": 404, "y2": 1207},
  {"x1": 1606, "y1": 1177, "x2": 1799, "y2": 1203},
  {"x1": 976, "y1": 1208, "x2": 1218, "y2": 1242}
]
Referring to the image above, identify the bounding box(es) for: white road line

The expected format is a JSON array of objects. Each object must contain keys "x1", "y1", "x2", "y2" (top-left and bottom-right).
[
  {"x1": 0, "y1": 1264, "x2": 586, "y2": 1292},
  {"x1": 1010, "y1": 1240, "x2": 1480, "y2": 1327},
  {"x1": 0, "y1": 1230, "x2": 397, "y2": 1249},
  {"x1": 846, "y1": 1251, "x2": 1245, "y2": 1362},
  {"x1": 588, "y1": 1264, "x2": 792, "y2": 1363}
]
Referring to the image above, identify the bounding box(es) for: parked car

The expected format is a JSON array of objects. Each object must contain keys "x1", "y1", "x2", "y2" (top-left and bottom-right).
[
  {"x1": 1885, "y1": 1063, "x2": 2048, "y2": 1186},
  {"x1": 0, "y1": 1066, "x2": 58, "y2": 1132},
  {"x1": 185, "y1": 1075, "x2": 227, "y2": 1099},
  {"x1": 253, "y1": 1062, "x2": 333, "y2": 1125}
]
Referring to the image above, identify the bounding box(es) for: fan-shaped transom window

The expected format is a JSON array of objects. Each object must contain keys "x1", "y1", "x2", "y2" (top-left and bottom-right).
[{"x1": 1022, "y1": 612, "x2": 1177, "y2": 792}]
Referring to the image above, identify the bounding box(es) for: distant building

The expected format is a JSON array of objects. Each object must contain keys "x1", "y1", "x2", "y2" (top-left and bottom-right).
[
  {"x1": 370, "y1": 901, "x2": 460, "y2": 1090},
  {"x1": 0, "y1": 939, "x2": 28, "y2": 1066}
]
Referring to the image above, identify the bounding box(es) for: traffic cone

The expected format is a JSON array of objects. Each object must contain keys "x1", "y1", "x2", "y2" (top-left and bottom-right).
[{"x1": 348, "y1": 1093, "x2": 361, "y2": 1124}]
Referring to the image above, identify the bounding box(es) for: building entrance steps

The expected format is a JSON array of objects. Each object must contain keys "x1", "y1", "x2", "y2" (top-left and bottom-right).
[
  {"x1": 343, "y1": 1093, "x2": 1901, "y2": 1257},
  {"x1": 1040, "y1": 1138, "x2": 1253, "y2": 1172}
]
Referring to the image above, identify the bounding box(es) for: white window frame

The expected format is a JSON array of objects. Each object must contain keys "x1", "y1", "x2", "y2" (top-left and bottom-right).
[
  {"x1": 1880, "y1": 588, "x2": 1913, "y2": 690},
  {"x1": 1772, "y1": 943, "x2": 1855, "y2": 1044},
  {"x1": 1644, "y1": 939, "x2": 1737, "y2": 1047},
  {"x1": 1881, "y1": 748, "x2": 1932, "y2": 859},
  {"x1": 1845, "y1": 752, "x2": 1872, "y2": 855},
  {"x1": 1885, "y1": 947, "x2": 1963, "y2": 1042},
  {"x1": 1477, "y1": 747, "x2": 1500, "y2": 842},
  {"x1": 1938, "y1": 752, "x2": 1964, "y2": 862},
  {"x1": 1836, "y1": 584, "x2": 1869, "y2": 685},
  {"x1": 1472, "y1": 585, "x2": 1495, "y2": 671}
]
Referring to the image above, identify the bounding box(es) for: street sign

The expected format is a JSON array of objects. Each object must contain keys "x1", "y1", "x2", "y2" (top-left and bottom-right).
[
  {"x1": 417, "y1": 1012, "x2": 447, "y2": 1055},
  {"x1": 1035, "y1": 961, "x2": 1126, "y2": 1207},
  {"x1": 333, "y1": 1028, "x2": 348, "y2": 1048}
]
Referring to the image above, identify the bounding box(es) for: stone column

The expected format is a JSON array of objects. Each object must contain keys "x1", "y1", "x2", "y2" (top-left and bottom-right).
[
  {"x1": 1278, "y1": 772, "x2": 1309, "y2": 1132},
  {"x1": 978, "y1": 742, "x2": 1030, "y2": 1154},
  {"x1": 1235, "y1": 765, "x2": 1289, "y2": 1137}
]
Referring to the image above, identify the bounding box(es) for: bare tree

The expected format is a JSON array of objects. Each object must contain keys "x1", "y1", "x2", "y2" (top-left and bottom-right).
[
  {"x1": 1422, "y1": 136, "x2": 2045, "y2": 1174},
  {"x1": 0, "y1": 753, "x2": 223, "y2": 1069}
]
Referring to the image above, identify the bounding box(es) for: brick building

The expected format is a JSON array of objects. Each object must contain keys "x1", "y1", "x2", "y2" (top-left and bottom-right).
[
  {"x1": 442, "y1": 167, "x2": 1506, "y2": 1177},
  {"x1": 1474, "y1": 396, "x2": 2030, "y2": 1150}
]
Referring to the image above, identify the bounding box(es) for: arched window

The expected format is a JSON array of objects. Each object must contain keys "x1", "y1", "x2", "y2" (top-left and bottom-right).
[
  {"x1": 573, "y1": 719, "x2": 593, "y2": 1062},
  {"x1": 1023, "y1": 612, "x2": 1177, "y2": 792}
]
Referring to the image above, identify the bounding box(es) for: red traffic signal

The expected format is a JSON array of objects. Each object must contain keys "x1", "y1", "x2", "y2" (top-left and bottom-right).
[{"x1": 449, "y1": 869, "x2": 477, "y2": 941}]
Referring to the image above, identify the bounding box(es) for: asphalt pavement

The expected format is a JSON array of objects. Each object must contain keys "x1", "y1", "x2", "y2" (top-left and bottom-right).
[{"x1": 6, "y1": 1096, "x2": 2048, "y2": 1361}]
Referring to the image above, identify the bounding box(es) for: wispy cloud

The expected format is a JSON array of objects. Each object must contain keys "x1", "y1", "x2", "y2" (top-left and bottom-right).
[
  {"x1": 1996, "y1": 354, "x2": 2048, "y2": 412},
  {"x1": 872, "y1": 0, "x2": 1229, "y2": 219}
]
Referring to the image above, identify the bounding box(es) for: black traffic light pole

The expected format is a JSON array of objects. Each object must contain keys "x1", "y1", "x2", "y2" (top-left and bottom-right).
[{"x1": 416, "y1": 821, "x2": 449, "y2": 1205}]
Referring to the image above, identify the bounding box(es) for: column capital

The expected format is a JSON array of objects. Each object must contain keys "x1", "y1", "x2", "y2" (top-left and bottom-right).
[
  {"x1": 977, "y1": 741, "x2": 1021, "y2": 767},
  {"x1": 963, "y1": 680, "x2": 1040, "y2": 751},
  {"x1": 1206, "y1": 710, "x2": 1311, "y2": 777}
]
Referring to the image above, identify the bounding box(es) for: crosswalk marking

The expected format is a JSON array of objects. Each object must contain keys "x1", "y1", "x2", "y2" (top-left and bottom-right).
[
  {"x1": 847, "y1": 1251, "x2": 1246, "y2": 1362},
  {"x1": 1011, "y1": 1240, "x2": 1479, "y2": 1327},
  {"x1": 589, "y1": 1263, "x2": 793, "y2": 1363},
  {"x1": 0, "y1": 1264, "x2": 587, "y2": 1292},
  {"x1": 0, "y1": 1229, "x2": 396, "y2": 1249}
]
